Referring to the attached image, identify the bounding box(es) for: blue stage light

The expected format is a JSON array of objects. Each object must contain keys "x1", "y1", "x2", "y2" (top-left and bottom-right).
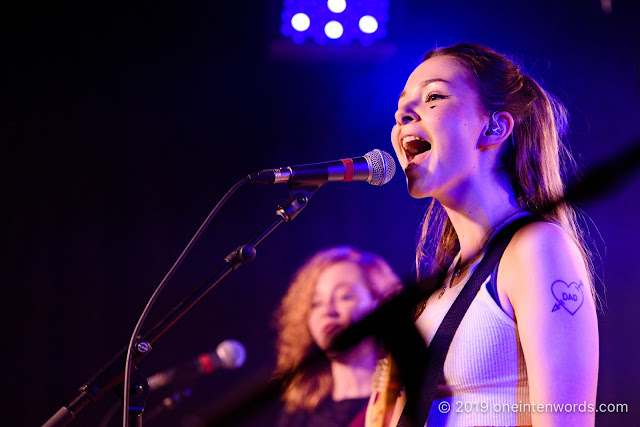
[
  {"x1": 280, "y1": 0, "x2": 389, "y2": 45},
  {"x1": 327, "y1": 0, "x2": 347, "y2": 14},
  {"x1": 358, "y1": 15, "x2": 378, "y2": 34},
  {"x1": 324, "y1": 20, "x2": 344, "y2": 39},
  {"x1": 291, "y1": 13, "x2": 311, "y2": 31}
]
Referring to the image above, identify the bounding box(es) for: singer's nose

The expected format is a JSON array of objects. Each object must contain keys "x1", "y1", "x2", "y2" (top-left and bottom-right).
[{"x1": 394, "y1": 109, "x2": 418, "y2": 126}]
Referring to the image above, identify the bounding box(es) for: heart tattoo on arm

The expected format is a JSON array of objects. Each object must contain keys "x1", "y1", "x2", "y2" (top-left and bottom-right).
[{"x1": 551, "y1": 280, "x2": 585, "y2": 315}]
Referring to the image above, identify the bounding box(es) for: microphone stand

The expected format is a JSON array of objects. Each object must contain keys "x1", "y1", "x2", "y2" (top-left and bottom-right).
[
  {"x1": 143, "y1": 387, "x2": 192, "y2": 423},
  {"x1": 42, "y1": 184, "x2": 320, "y2": 427}
]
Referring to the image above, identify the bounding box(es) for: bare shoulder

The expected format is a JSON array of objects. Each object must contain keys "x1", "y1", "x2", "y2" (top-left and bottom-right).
[
  {"x1": 509, "y1": 221, "x2": 581, "y2": 256},
  {"x1": 503, "y1": 221, "x2": 587, "y2": 281},
  {"x1": 498, "y1": 220, "x2": 593, "y2": 317}
]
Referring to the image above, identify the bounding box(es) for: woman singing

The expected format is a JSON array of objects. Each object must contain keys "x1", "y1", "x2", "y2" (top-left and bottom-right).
[{"x1": 381, "y1": 43, "x2": 599, "y2": 426}]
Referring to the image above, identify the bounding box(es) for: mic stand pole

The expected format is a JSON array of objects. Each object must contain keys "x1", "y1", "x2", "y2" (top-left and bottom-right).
[
  {"x1": 125, "y1": 369, "x2": 150, "y2": 427},
  {"x1": 42, "y1": 184, "x2": 319, "y2": 427}
]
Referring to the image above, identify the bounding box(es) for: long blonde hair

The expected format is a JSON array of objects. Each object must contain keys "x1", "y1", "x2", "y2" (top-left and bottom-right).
[
  {"x1": 274, "y1": 246, "x2": 401, "y2": 412},
  {"x1": 415, "y1": 43, "x2": 595, "y2": 299}
]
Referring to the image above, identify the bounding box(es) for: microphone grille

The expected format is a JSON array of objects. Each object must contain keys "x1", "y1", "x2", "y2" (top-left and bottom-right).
[
  {"x1": 216, "y1": 339, "x2": 247, "y2": 369},
  {"x1": 365, "y1": 149, "x2": 396, "y2": 186}
]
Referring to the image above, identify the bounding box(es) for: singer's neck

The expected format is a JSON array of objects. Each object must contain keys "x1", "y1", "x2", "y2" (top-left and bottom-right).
[
  {"x1": 440, "y1": 175, "x2": 522, "y2": 265},
  {"x1": 330, "y1": 338, "x2": 377, "y2": 401}
]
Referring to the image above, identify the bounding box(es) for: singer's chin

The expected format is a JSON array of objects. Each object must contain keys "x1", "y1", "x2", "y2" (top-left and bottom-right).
[{"x1": 405, "y1": 175, "x2": 431, "y2": 199}]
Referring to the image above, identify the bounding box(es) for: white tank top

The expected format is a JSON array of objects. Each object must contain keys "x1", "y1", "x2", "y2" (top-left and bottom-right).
[{"x1": 415, "y1": 253, "x2": 532, "y2": 426}]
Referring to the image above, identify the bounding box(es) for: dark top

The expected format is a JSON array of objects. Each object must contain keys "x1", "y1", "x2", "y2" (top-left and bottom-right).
[{"x1": 277, "y1": 397, "x2": 368, "y2": 427}]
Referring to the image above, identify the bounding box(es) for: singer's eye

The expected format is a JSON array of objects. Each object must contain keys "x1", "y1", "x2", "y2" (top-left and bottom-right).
[{"x1": 425, "y1": 93, "x2": 446, "y2": 102}]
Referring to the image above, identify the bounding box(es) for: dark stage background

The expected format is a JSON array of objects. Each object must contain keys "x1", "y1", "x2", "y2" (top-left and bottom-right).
[{"x1": 3, "y1": 1, "x2": 639, "y2": 426}]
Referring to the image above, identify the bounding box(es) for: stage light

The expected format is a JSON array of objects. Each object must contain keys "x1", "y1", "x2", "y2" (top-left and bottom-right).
[
  {"x1": 291, "y1": 13, "x2": 310, "y2": 31},
  {"x1": 358, "y1": 15, "x2": 378, "y2": 34},
  {"x1": 327, "y1": 0, "x2": 347, "y2": 14},
  {"x1": 325, "y1": 21, "x2": 344, "y2": 39},
  {"x1": 280, "y1": 0, "x2": 388, "y2": 45}
]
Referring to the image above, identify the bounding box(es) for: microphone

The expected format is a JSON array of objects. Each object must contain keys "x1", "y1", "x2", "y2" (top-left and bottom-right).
[
  {"x1": 147, "y1": 339, "x2": 246, "y2": 391},
  {"x1": 248, "y1": 149, "x2": 396, "y2": 186}
]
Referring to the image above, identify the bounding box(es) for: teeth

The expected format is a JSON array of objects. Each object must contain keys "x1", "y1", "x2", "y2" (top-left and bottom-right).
[
  {"x1": 402, "y1": 135, "x2": 431, "y2": 157},
  {"x1": 402, "y1": 135, "x2": 425, "y2": 145}
]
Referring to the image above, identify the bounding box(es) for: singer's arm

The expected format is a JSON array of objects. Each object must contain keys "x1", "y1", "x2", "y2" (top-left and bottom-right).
[{"x1": 500, "y1": 222, "x2": 599, "y2": 427}]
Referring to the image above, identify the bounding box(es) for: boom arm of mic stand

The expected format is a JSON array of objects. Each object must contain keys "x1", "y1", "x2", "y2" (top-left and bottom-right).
[{"x1": 41, "y1": 185, "x2": 319, "y2": 426}]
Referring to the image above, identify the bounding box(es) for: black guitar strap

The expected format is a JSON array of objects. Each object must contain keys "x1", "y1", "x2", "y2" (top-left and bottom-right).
[{"x1": 398, "y1": 215, "x2": 538, "y2": 426}]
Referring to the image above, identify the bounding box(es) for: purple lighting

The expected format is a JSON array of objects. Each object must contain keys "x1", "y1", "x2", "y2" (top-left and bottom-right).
[{"x1": 280, "y1": 0, "x2": 389, "y2": 45}]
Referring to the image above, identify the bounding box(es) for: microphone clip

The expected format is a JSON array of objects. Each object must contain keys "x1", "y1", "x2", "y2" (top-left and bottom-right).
[{"x1": 276, "y1": 183, "x2": 320, "y2": 222}]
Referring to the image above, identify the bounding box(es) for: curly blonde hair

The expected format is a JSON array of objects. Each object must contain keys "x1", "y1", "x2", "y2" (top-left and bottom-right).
[{"x1": 274, "y1": 246, "x2": 401, "y2": 412}]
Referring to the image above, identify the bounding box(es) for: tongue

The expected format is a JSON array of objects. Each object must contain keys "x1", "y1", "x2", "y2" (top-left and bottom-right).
[{"x1": 406, "y1": 139, "x2": 431, "y2": 154}]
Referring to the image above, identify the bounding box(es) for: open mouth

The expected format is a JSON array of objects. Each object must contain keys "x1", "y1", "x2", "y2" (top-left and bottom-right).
[{"x1": 402, "y1": 135, "x2": 431, "y2": 163}]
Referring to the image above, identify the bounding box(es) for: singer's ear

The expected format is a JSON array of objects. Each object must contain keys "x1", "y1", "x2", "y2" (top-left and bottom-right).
[{"x1": 478, "y1": 111, "x2": 514, "y2": 151}]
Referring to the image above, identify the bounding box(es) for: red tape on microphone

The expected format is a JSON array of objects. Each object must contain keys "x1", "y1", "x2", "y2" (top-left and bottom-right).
[{"x1": 341, "y1": 158, "x2": 354, "y2": 182}]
